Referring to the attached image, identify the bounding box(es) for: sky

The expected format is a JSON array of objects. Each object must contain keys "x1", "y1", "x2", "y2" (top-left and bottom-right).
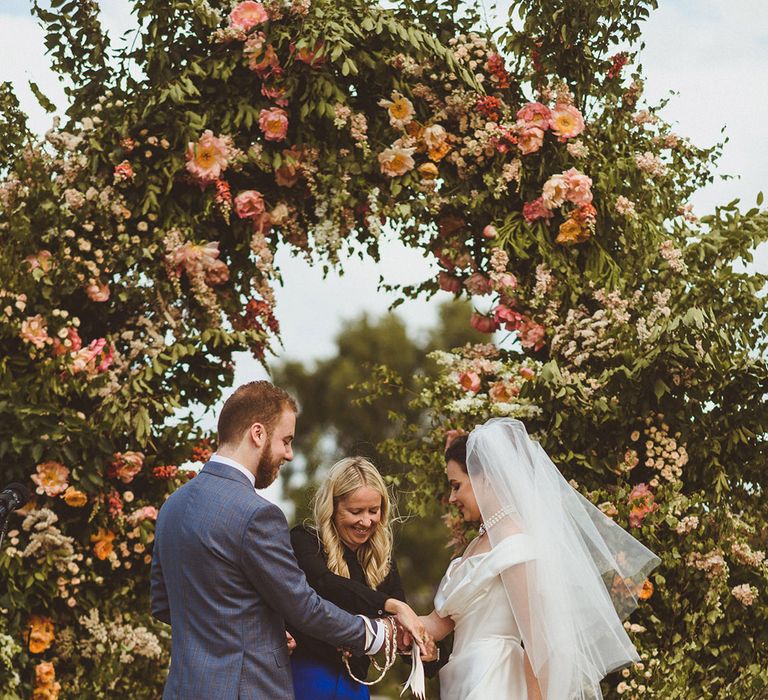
[{"x1": 2, "y1": 1, "x2": 767, "y2": 504}]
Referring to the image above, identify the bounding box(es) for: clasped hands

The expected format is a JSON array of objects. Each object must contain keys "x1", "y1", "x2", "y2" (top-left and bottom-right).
[{"x1": 385, "y1": 600, "x2": 438, "y2": 662}]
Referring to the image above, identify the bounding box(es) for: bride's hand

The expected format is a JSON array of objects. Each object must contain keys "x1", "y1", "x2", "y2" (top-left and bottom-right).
[{"x1": 385, "y1": 599, "x2": 434, "y2": 658}]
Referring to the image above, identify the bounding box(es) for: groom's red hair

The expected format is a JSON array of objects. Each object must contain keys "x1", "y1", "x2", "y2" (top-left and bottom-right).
[{"x1": 217, "y1": 380, "x2": 297, "y2": 447}]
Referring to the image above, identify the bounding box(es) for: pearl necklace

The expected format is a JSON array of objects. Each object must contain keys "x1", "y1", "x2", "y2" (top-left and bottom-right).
[{"x1": 478, "y1": 506, "x2": 513, "y2": 537}]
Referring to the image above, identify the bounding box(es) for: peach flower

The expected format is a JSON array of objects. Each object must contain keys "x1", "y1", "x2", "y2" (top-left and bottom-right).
[
  {"x1": 234, "y1": 190, "x2": 266, "y2": 219},
  {"x1": 32, "y1": 461, "x2": 70, "y2": 497},
  {"x1": 418, "y1": 162, "x2": 439, "y2": 180},
  {"x1": 423, "y1": 124, "x2": 448, "y2": 150},
  {"x1": 519, "y1": 367, "x2": 536, "y2": 380},
  {"x1": 378, "y1": 145, "x2": 416, "y2": 177},
  {"x1": 33, "y1": 660, "x2": 61, "y2": 699},
  {"x1": 517, "y1": 125, "x2": 544, "y2": 155},
  {"x1": 259, "y1": 108, "x2": 289, "y2": 141},
  {"x1": 85, "y1": 280, "x2": 110, "y2": 302},
  {"x1": 563, "y1": 168, "x2": 593, "y2": 206},
  {"x1": 63, "y1": 486, "x2": 88, "y2": 507},
  {"x1": 638, "y1": 578, "x2": 654, "y2": 601},
  {"x1": 516, "y1": 102, "x2": 551, "y2": 128},
  {"x1": 628, "y1": 483, "x2": 658, "y2": 527},
  {"x1": 489, "y1": 381, "x2": 519, "y2": 403},
  {"x1": 110, "y1": 451, "x2": 145, "y2": 484},
  {"x1": 52, "y1": 327, "x2": 82, "y2": 356},
  {"x1": 458, "y1": 371, "x2": 481, "y2": 394},
  {"x1": 549, "y1": 103, "x2": 585, "y2": 140},
  {"x1": 229, "y1": 1, "x2": 269, "y2": 30},
  {"x1": 428, "y1": 140, "x2": 451, "y2": 162},
  {"x1": 20, "y1": 315, "x2": 50, "y2": 349},
  {"x1": 186, "y1": 130, "x2": 231, "y2": 183},
  {"x1": 518, "y1": 318, "x2": 546, "y2": 351},
  {"x1": 245, "y1": 34, "x2": 279, "y2": 77},
  {"x1": 378, "y1": 91, "x2": 415, "y2": 128},
  {"x1": 205, "y1": 259, "x2": 230, "y2": 286},
  {"x1": 541, "y1": 174, "x2": 568, "y2": 209},
  {"x1": 27, "y1": 615, "x2": 55, "y2": 654},
  {"x1": 91, "y1": 528, "x2": 116, "y2": 560}
]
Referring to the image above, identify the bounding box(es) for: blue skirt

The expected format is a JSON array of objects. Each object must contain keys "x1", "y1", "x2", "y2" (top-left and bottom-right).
[{"x1": 291, "y1": 654, "x2": 370, "y2": 700}]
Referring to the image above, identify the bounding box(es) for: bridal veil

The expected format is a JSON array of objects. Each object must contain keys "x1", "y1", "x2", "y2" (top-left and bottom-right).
[{"x1": 465, "y1": 418, "x2": 660, "y2": 700}]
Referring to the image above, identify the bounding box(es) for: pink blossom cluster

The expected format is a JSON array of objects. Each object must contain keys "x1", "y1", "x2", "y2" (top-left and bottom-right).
[
  {"x1": 687, "y1": 549, "x2": 728, "y2": 580},
  {"x1": 731, "y1": 583, "x2": 758, "y2": 607}
]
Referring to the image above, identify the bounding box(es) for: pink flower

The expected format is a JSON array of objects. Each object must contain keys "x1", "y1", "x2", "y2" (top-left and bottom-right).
[
  {"x1": 516, "y1": 102, "x2": 551, "y2": 129},
  {"x1": 52, "y1": 327, "x2": 82, "y2": 356},
  {"x1": 113, "y1": 160, "x2": 134, "y2": 181},
  {"x1": 234, "y1": 190, "x2": 266, "y2": 219},
  {"x1": 244, "y1": 33, "x2": 280, "y2": 77},
  {"x1": 438, "y1": 271, "x2": 462, "y2": 294},
  {"x1": 25, "y1": 250, "x2": 52, "y2": 272},
  {"x1": 518, "y1": 318, "x2": 546, "y2": 351},
  {"x1": 70, "y1": 338, "x2": 112, "y2": 375},
  {"x1": 186, "y1": 130, "x2": 232, "y2": 184},
  {"x1": 470, "y1": 313, "x2": 499, "y2": 334},
  {"x1": 523, "y1": 197, "x2": 554, "y2": 223},
  {"x1": 259, "y1": 108, "x2": 289, "y2": 141},
  {"x1": 20, "y1": 315, "x2": 50, "y2": 349},
  {"x1": 492, "y1": 272, "x2": 518, "y2": 293},
  {"x1": 464, "y1": 272, "x2": 492, "y2": 296},
  {"x1": 229, "y1": 1, "x2": 269, "y2": 30},
  {"x1": 85, "y1": 280, "x2": 110, "y2": 302},
  {"x1": 541, "y1": 174, "x2": 569, "y2": 209},
  {"x1": 549, "y1": 103, "x2": 585, "y2": 140},
  {"x1": 31, "y1": 461, "x2": 70, "y2": 497},
  {"x1": 517, "y1": 125, "x2": 544, "y2": 155},
  {"x1": 171, "y1": 241, "x2": 221, "y2": 276},
  {"x1": 563, "y1": 168, "x2": 593, "y2": 206},
  {"x1": 628, "y1": 483, "x2": 658, "y2": 528},
  {"x1": 110, "y1": 451, "x2": 145, "y2": 484},
  {"x1": 482, "y1": 225, "x2": 497, "y2": 239},
  {"x1": 519, "y1": 367, "x2": 536, "y2": 380},
  {"x1": 494, "y1": 304, "x2": 523, "y2": 331},
  {"x1": 458, "y1": 371, "x2": 481, "y2": 394},
  {"x1": 128, "y1": 505, "x2": 159, "y2": 524}
]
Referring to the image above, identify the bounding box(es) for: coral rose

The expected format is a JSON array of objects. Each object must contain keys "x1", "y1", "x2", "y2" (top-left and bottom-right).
[
  {"x1": 518, "y1": 318, "x2": 546, "y2": 351},
  {"x1": 20, "y1": 315, "x2": 50, "y2": 349},
  {"x1": 32, "y1": 461, "x2": 70, "y2": 497},
  {"x1": 378, "y1": 145, "x2": 416, "y2": 177},
  {"x1": 110, "y1": 451, "x2": 145, "y2": 484},
  {"x1": 113, "y1": 160, "x2": 134, "y2": 181},
  {"x1": 229, "y1": 1, "x2": 269, "y2": 30},
  {"x1": 85, "y1": 280, "x2": 110, "y2": 302},
  {"x1": 244, "y1": 33, "x2": 279, "y2": 77},
  {"x1": 234, "y1": 190, "x2": 266, "y2": 219},
  {"x1": 549, "y1": 103, "x2": 585, "y2": 140},
  {"x1": 458, "y1": 371, "x2": 482, "y2": 394},
  {"x1": 63, "y1": 487, "x2": 88, "y2": 507},
  {"x1": 91, "y1": 528, "x2": 116, "y2": 560},
  {"x1": 27, "y1": 615, "x2": 55, "y2": 654},
  {"x1": 470, "y1": 312, "x2": 499, "y2": 334},
  {"x1": 494, "y1": 304, "x2": 523, "y2": 331},
  {"x1": 517, "y1": 125, "x2": 544, "y2": 155},
  {"x1": 185, "y1": 130, "x2": 231, "y2": 184},
  {"x1": 259, "y1": 108, "x2": 289, "y2": 142},
  {"x1": 516, "y1": 102, "x2": 551, "y2": 128},
  {"x1": 489, "y1": 381, "x2": 519, "y2": 403},
  {"x1": 628, "y1": 483, "x2": 658, "y2": 527},
  {"x1": 519, "y1": 366, "x2": 536, "y2": 380}
]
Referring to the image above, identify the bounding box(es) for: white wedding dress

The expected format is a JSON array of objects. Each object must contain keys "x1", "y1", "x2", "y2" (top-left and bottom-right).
[{"x1": 435, "y1": 534, "x2": 536, "y2": 699}]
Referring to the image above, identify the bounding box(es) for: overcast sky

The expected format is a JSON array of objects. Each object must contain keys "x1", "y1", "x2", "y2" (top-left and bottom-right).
[{"x1": 2, "y1": 1, "x2": 766, "y2": 501}]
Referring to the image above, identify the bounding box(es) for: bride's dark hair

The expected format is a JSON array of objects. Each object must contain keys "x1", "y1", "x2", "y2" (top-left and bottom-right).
[{"x1": 444, "y1": 435, "x2": 468, "y2": 471}]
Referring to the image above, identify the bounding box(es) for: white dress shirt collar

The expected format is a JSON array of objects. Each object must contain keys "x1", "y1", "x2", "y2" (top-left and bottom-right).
[{"x1": 211, "y1": 453, "x2": 256, "y2": 489}]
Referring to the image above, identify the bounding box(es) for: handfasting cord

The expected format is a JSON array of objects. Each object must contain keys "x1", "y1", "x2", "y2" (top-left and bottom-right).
[{"x1": 342, "y1": 617, "x2": 399, "y2": 686}]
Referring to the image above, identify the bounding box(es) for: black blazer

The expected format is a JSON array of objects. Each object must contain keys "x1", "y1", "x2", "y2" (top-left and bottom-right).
[{"x1": 288, "y1": 523, "x2": 406, "y2": 679}]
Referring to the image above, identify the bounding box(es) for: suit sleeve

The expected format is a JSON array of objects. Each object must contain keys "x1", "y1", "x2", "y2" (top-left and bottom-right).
[
  {"x1": 149, "y1": 532, "x2": 171, "y2": 624},
  {"x1": 240, "y1": 503, "x2": 367, "y2": 653},
  {"x1": 291, "y1": 526, "x2": 390, "y2": 616}
]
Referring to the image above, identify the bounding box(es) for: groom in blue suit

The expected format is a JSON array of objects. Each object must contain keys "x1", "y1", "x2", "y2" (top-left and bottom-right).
[{"x1": 151, "y1": 381, "x2": 393, "y2": 699}]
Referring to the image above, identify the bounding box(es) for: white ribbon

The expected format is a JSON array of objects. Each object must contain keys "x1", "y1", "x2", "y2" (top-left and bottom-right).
[{"x1": 400, "y1": 641, "x2": 425, "y2": 699}]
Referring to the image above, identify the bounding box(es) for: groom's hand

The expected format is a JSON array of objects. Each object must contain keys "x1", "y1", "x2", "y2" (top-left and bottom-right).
[{"x1": 285, "y1": 631, "x2": 296, "y2": 655}]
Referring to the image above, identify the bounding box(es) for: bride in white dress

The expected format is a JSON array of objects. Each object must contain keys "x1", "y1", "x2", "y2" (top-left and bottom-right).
[{"x1": 420, "y1": 419, "x2": 660, "y2": 700}]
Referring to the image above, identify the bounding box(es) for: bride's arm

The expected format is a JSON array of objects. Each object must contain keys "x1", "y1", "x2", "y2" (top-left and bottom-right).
[
  {"x1": 524, "y1": 652, "x2": 543, "y2": 700},
  {"x1": 419, "y1": 609, "x2": 454, "y2": 642}
]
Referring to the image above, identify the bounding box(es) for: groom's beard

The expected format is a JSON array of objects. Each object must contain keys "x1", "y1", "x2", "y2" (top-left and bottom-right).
[{"x1": 253, "y1": 441, "x2": 281, "y2": 489}]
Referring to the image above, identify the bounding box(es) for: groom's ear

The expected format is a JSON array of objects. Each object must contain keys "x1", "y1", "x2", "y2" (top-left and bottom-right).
[{"x1": 248, "y1": 422, "x2": 267, "y2": 449}]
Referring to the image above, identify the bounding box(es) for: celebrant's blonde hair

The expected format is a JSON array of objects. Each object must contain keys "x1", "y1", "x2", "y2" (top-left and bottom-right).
[{"x1": 312, "y1": 457, "x2": 393, "y2": 589}]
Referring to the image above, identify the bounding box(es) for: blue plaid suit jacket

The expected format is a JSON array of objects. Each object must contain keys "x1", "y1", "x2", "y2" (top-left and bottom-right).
[{"x1": 151, "y1": 460, "x2": 367, "y2": 699}]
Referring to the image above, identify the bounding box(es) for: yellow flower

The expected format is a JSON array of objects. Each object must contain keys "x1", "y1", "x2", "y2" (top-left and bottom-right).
[
  {"x1": 378, "y1": 145, "x2": 416, "y2": 177},
  {"x1": 555, "y1": 217, "x2": 591, "y2": 245},
  {"x1": 91, "y1": 528, "x2": 116, "y2": 560},
  {"x1": 27, "y1": 615, "x2": 55, "y2": 654},
  {"x1": 378, "y1": 91, "x2": 415, "y2": 128},
  {"x1": 63, "y1": 486, "x2": 88, "y2": 508}
]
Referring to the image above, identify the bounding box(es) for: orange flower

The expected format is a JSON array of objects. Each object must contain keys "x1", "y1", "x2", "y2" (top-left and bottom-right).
[
  {"x1": 639, "y1": 578, "x2": 654, "y2": 600},
  {"x1": 63, "y1": 487, "x2": 88, "y2": 507},
  {"x1": 417, "y1": 162, "x2": 439, "y2": 180},
  {"x1": 33, "y1": 660, "x2": 61, "y2": 699},
  {"x1": 27, "y1": 615, "x2": 55, "y2": 654},
  {"x1": 555, "y1": 217, "x2": 590, "y2": 245},
  {"x1": 428, "y1": 140, "x2": 451, "y2": 162},
  {"x1": 31, "y1": 461, "x2": 70, "y2": 497},
  {"x1": 488, "y1": 381, "x2": 519, "y2": 403},
  {"x1": 91, "y1": 528, "x2": 116, "y2": 560}
]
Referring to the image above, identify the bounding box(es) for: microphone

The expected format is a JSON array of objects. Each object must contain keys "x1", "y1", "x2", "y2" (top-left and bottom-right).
[{"x1": 0, "y1": 483, "x2": 32, "y2": 520}]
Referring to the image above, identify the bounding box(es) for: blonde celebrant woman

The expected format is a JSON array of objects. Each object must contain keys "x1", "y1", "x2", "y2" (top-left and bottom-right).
[
  {"x1": 289, "y1": 456, "x2": 431, "y2": 700},
  {"x1": 420, "y1": 419, "x2": 660, "y2": 700}
]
